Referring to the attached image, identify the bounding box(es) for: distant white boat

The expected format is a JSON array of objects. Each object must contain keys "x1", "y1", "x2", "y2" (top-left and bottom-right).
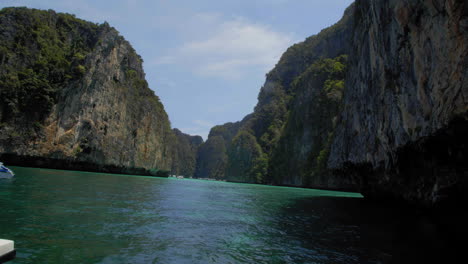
[{"x1": 0, "y1": 162, "x2": 14, "y2": 179}]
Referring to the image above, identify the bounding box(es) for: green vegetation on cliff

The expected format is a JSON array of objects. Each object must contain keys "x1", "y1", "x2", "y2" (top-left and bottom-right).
[
  {"x1": 195, "y1": 4, "x2": 354, "y2": 186},
  {"x1": 0, "y1": 7, "x2": 100, "y2": 122},
  {"x1": 268, "y1": 55, "x2": 348, "y2": 186},
  {"x1": 226, "y1": 131, "x2": 264, "y2": 183},
  {"x1": 171, "y1": 128, "x2": 203, "y2": 176},
  {"x1": 0, "y1": 7, "x2": 193, "y2": 176},
  {"x1": 194, "y1": 122, "x2": 240, "y2": 179},
  {"x1": 219, "y1": 55, "x2": 348, "y2": 185}
]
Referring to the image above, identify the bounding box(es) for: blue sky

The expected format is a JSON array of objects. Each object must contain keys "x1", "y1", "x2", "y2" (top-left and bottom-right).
[{"x1": 0, "y1": 0, "x2": 354, "y2": 139}]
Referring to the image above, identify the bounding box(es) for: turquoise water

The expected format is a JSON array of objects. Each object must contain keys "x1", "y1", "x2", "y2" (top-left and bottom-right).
[{"x1": 0, "y1": 167, "x2": 457, "y2": 263}]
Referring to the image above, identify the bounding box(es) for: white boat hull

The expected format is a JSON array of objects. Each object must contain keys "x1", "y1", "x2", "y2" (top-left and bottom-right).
[
  {"x1": 0, "y1": 162, "x2": 14, "y2": 179},
  {"x1": 0, "y1": 170, "x2": 14, "y2": 179},
  {"x1": 0, "y1": 239, "x2": 15, "y2": 262}
]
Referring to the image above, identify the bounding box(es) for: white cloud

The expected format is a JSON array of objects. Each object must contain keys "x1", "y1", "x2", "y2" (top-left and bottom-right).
[{"x1": 153, "y1": 14, "x2": 295, "y2": 80}]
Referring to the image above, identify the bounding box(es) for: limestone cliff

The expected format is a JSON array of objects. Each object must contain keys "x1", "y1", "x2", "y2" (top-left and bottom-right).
[
  {"x1": 195, "y1": 4, "x2": 356, "y2": 186},
  {"x1": 196, "y1": 0, "x2": 467, "y2": 207},
  {"x1": 194, "y1": 121, "x2": 241, "y2": 179},
  {"x1": 0, "y1": 7, "x2": 183, "y2": 174},
  {"x1": 329, "y1": 0, "x2": 467, "y2": 206},
  {"x1": 268, "y1": 55, "x2": 355, "y2": 190},
  {"x1": 171, "y1": 128, "x2": 203, "y2": 177}
]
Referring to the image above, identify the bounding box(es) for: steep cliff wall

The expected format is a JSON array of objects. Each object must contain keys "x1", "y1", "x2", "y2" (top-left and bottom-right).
[
  {"x1": 196, "y1": 0, "x2": 467, "y2": 206},
  {"x1": 232, "y1": 5, "x2": 355, "y2": 185},
  {"x1": 329, "y1": 0, "x2": 467, "y2": 205},
  {"x1": 268, "y1": 55, "x2": 355, "y2": 190},
  {"x1": 171, "y1": 128, "x2": 203, "y2": 176},
  {"x1": 195, "y1": 4, "x2": 356, "y2": 186},
  {"x1": 0, "y1": 7, "x2": 179, "y2": 173},
  {"x1": 194, "y1": 121, "x2": 241, "y2": 179}
]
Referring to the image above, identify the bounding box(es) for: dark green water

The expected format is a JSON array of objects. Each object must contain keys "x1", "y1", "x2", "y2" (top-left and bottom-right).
[{"x1": 0, "y1": 167, "x2": 461, "y2": 263}]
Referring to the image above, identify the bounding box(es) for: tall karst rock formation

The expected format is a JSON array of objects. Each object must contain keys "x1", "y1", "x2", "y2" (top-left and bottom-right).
[
  {"x1": 0, "y1": 7, "x2": 201, "y2": 175},
  {"x1": 329, "y1": 0, "x2": 467, "y2": 205},
  {"x1": 171, "y1": 128, "x2": 203, "y2": 177},
  {"x1": 196, "y1": 0, "x2": 467, "y2": 206},
  {"x1": 195, "y1": 4, "x2": 356, "y2": 187}
]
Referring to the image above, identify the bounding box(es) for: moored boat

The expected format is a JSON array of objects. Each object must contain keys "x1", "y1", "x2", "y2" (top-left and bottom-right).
[{"x1": 0, "y1": 162, "x2": 14, "y2": 179}]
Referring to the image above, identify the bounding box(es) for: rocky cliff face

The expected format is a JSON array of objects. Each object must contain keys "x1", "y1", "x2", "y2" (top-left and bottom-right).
[
  {"x1": 329, "y1": 0, "x2": 468, "y2": 206},
  {"x1": 194, "y1": 121, "x2": 241, "y2": 179},
  {"x1": 3, "y1": 2, "x2": 466, "y2": 206},
  {"x1": 195, "y1": 4, "x2": 356, "y2": 187},
  {"x1": 0, "y1": 7, "x2": 193, "y2": 174},
  {"x1": 171, "y1": 128, "x2": 203, "y2": 176},
  {"x1": 196, "y1": 0, "x2": 467, "y2": 206},
  {"x1": 268, "y1": 55, "x2": 355, "y2": 190}
]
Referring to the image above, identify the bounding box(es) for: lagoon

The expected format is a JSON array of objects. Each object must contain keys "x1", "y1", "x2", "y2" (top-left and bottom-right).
[{"x1": 0, "y1": 167, "x2": 457, "y2": 263}]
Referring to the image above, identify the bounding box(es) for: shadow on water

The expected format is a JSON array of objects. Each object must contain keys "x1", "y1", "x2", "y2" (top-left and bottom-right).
[{"x1": 278, "y1": 195, "x2": 468, "y2": 264}]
